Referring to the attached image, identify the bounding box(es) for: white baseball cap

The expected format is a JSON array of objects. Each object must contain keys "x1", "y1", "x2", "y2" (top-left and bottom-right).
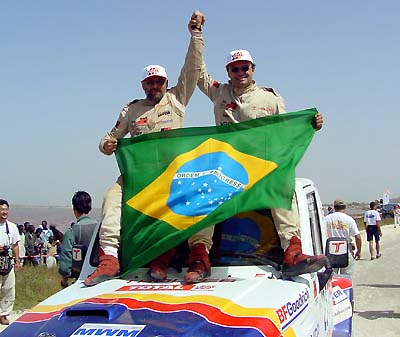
[
  {"x1": 226, "y1": 49, "x2": 254, "y2": 66},
  {"x1": 142, "y1": 65, "x2": 168, "y2": 82}
]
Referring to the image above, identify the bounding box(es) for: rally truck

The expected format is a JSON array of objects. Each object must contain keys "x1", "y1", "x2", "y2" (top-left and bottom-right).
[{"x1": 1, "y1": 178, "x2": 353, "y2": 337}]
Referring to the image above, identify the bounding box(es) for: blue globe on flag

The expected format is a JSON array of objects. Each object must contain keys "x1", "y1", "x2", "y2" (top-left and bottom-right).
[{"x1": 167, "y1": 152, "x2": 248, "y2": 216}]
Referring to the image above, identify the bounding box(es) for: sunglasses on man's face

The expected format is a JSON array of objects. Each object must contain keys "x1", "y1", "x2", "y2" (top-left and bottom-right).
[
  {"x1": 230, "y1": 65, "x2": 251, "y2": 73},
  {"x1": 145, "y1": 79, "x2": 166, "y2": 86}
]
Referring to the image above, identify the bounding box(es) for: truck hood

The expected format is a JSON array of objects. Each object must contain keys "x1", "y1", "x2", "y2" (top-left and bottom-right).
[{"x1": 3, "y1": 267, "x2": 316, "y2": 337}]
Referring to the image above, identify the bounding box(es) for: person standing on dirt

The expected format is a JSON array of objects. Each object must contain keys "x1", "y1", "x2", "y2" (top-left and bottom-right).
[
  {"x1": 84, "y1": 11, "x2": 205, "y2": 287},
  {"x1": 364, "y1": 201, "x2": 382, "y2": 260},
  {"x1": 325, "y1": 199, "x2": 362, "y2": 275}
]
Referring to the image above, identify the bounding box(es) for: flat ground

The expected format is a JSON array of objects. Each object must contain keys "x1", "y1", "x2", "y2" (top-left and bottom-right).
[{"x1": 352, "y1": 223, "x2": 400, "y2": 336}]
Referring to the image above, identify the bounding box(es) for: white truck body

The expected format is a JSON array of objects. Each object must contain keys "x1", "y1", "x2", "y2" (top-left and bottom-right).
[{"x1": 0, "y1": 178, "x2": 353, "y2": 337}]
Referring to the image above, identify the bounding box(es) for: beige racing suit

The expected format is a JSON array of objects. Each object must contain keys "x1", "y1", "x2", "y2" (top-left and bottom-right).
[
  {"x1": 99, "y1": 31, "x2": 203, "y2": 257},
  {"x1": 196, "y1": 62, "x2": 300, "y2": 251}
]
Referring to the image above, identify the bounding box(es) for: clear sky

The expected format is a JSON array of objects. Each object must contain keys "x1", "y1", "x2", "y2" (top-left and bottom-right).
[{"x1": 1, "y1": 1, "x2": 399, "y2": 207}]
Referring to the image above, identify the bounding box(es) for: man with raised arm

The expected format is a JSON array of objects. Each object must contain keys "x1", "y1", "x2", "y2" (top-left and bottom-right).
[{"x1": 84, "y1": 11, "x2": 205, "y2": 286}]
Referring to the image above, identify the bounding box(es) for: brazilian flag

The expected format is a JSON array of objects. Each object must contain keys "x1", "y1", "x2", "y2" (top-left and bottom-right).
[{"x1": 116, "y1": 108, "x2": 317, "y2": 274}]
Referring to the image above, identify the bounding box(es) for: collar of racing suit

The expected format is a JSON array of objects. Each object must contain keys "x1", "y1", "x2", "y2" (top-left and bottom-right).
[{"x1": 229, "y1": 80, "x2": 257, "y2": 96}]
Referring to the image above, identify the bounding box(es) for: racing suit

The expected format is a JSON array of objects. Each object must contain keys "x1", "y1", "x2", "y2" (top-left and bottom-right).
[
  {"x1": 196, "y1": 62, "x2": 300, "y2": 251},
  {"x1": 99, "y1": 31, "x2": 204, "y2": 257}
]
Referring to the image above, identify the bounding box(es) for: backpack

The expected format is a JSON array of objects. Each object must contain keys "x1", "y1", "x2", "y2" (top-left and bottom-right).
[{"x1": 71, "y1": 219, "x2": 98, "y2": 278}]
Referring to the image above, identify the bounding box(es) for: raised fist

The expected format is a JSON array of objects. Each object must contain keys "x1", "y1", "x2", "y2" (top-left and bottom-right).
[{"x1": 188, "y1": 10, "x2": 205, "y2": 32}]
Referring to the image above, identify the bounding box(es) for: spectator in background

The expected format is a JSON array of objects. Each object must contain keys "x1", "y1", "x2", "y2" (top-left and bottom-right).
[
  {"x1": 46, "y1": 237, "x2": 58, "y2": 257},
  {"x1": 38, "y1": 222, "x2": 51, "y2": 264},
  {"x1": 394, "y1": 204, "x2": 400, "y2": 228},
  {"x1": 325, "y1": 199, "x2": 362, "y2": 276},
  {"x1": 50, "y1": 224, "x2": 64, "y2": 242},
  {"x1": 40, "y1": 221, "x2": 53, "y2": 260},
  {"x1": 364, "y1": 201, "x2": 382, "y2": 260},
  {"x1": 38, "y1": 220, "x2": 45, "y2": 230},
  {"x1": 59, "y1": 191, "x2": 98, "y2": 288},
  {"x1": 17, "y1": 224, "x2": 26, "y2": 266},
  {"x1": 55, "y1": 239, "x2": 62, "y2": 261},
  {"x1": 374, "y1": 199, "x2": 382, "y2": 218},
  {"x1": 45, "y1": 237, "x2": 58, "y2": 269},
  {"x1": 0, "y1": 199, "x2": 20, "y2": 325},
  {"x1": 23, "y1": 221, "x2": 30, "y2": 233},
  {"x1": 25, "y1": 225, "x2": 39, "y2": 266},
  {"x1": 49, "y1": 225, "x2": 64, "y2": 261},
  {"x1": 34, "y1": 227, "x2": 43, "y2": 263}
]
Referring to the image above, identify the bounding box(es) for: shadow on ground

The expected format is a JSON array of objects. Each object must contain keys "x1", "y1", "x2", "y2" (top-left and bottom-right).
[
  {"x1": 357, "y1": 284, "x2": 400, "y2": 289},
  {"x1": 354, "y1": 310, "x2": 400, "y2": 320}
]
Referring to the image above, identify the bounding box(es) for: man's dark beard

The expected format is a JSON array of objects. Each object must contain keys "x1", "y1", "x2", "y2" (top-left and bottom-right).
[{"x1": 146, "y1": 91, "x2": 164, "y2": 102}]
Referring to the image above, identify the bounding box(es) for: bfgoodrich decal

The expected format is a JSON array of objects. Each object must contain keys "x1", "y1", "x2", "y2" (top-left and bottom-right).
[{"x1": 275, "y1": 290, "x2": 310, "y2": 329}]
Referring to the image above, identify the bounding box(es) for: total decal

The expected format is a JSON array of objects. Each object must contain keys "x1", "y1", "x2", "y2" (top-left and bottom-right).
[
  {"x1": 275, "y1": 289, "x2": 310, "y2": 330},
  {"x1": 116, "y1": 278, "x2": 237, "y2": 292},
  {"x1": 117, "y1": 283, "x2": 216, "y2": 292},
  {"x1": 70, "y1": 323, "x2": 145, "y2": 337}
]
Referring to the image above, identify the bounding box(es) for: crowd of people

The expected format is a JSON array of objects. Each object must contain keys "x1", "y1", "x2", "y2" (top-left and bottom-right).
[
  {"x1": 0, "y1": 191, "x2": 97, "y2": 325},
  {"x1": 17, "y1": 220, "x2": 64, "y2": 267},
  {"x1": 14, "y1": 192, "x2": 97, "y2": 286}
]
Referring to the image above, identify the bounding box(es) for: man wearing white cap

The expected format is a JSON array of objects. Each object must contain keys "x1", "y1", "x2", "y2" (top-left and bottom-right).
[
  {"x1": 84, "y1": 11, "x2": 205, "y2": 286},
  {"x1": 185, "y1": 48, "x2": 327, "y2": 283},
  {"x1": 325, "y1": 199, "x2": 362, "y2": 275}
]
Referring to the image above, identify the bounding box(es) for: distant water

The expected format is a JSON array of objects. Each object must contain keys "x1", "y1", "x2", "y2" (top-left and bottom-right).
[
  {"x1": 9, "y1": 205, "x2": 367, "y2": 234},
  {"x1": 8, "y1": 206, "x2": 102, "y2": 233}
]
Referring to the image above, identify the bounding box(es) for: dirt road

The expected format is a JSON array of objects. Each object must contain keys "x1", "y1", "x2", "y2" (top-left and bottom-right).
[{"x1": 352, "y1": 224, "x2": 400, "y2": 336}]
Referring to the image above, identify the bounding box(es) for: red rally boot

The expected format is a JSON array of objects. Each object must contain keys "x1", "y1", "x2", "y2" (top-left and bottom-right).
[
  {"x1": 282, "y1": 236, "x2": 328, "y2": 277},
  {"x1": 148, "y1": 248, "x2": 176, "y2": 281},
  {"x1": 84, "y1": 255, "x2": 120, "y2": 287},
  {"x1": 184, "y1": 243, "x2": 211, "y2": 284}
]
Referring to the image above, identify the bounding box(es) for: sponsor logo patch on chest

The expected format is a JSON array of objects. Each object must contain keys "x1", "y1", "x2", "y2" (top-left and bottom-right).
[
  {"x1": 158, "y1": 110, "x2": 172, "y2": 118},
  {"x1": 136, "y1": 117, "x2": 148, "y2": 126},
  {"x1": 225, "y1": 102, "x2": 238, "y2": 110}
]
